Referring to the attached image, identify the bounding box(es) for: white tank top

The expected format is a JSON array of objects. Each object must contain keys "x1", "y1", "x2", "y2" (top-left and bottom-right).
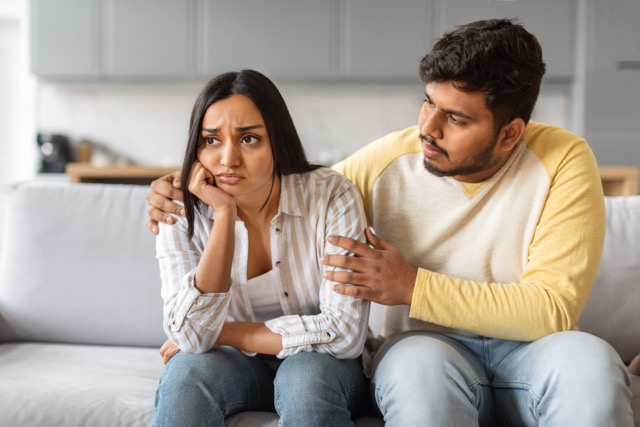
[{"x1": 246, "y1": 269, "x2": 284, "y2": 322}]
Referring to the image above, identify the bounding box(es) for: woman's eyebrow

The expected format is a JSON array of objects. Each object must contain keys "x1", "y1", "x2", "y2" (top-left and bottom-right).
[{"x1": 201, "y1": 124, "x2": 265, "y2": 133}]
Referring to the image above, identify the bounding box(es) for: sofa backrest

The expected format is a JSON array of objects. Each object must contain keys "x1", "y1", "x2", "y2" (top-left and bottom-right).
[
  {"x1": 0, "y1": 182, "x2": 165, "y2": 347},
  {"x1": 1, "y1": 182, "x2": 638, "y2": 362},
  {"x1": 580, "y1": 195, "x2": 640, "y2": 364}
]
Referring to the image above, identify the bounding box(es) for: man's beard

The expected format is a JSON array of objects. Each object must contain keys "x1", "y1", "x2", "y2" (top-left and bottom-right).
[{"x1": 421, "y1": 135, "x2": 500, "y2": 178}]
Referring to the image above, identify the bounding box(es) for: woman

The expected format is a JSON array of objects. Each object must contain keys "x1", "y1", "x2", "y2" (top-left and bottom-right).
[{"x1": 151, "y1": 70, "x2": 370, "y2": 427}]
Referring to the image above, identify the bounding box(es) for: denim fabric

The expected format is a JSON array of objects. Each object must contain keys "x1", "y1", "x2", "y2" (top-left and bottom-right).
[
  {"x1": 371, "y1": 331, "x2": 633, "y2": 427},
  {"x1": 151, "y1": 346, "x2": 368, "y2": 427}
]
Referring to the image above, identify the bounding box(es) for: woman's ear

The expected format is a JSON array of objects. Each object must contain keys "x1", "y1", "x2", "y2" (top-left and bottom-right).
[{"x1": 497, "y1": 118, "x2": 526, "y2": 153}]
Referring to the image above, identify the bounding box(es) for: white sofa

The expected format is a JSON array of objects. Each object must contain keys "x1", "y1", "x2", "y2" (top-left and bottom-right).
[{"x1": 0, "y1": 181, "x2": 637, "y2": 426}]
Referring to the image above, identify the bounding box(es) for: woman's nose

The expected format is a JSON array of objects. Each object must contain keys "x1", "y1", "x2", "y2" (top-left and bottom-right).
[{"x1": 220, "y1": 143, "x2": 241, "y2": 167}]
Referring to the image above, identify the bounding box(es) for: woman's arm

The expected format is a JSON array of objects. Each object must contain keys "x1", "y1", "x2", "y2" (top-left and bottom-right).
[
  {"x1": 217, "y1": 322, "x2": 283, "y2": 355},
  {"x1": 265, "y1": 173, "x2": 370, "y2": 359},
  {"x1": 157, "y1": 162, "x2": 238, "y2": 353}
]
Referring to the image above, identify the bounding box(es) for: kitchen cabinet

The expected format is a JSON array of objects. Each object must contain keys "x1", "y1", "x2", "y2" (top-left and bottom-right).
[
  {"x1": 432, "y1": 0, "x2": 577, "y2": 80},
  {"x1": 341, "y1": 0, "x2": 433, "y2": 81},
  {"x1": 30, "y1": 0, "x2": 100, "y2": 77},
  {"x1": 30, "y1": 0, "x2": 579, "y2": 83},
  {"x1": 197, "y1": 0, "x2": 337, "y2": 79},
  {"x1": 582, "y1": 0, "x2": 640, "y2": 165},
  {"x1": 103, "y1": 0, "x2": 196, "y2": 77}
]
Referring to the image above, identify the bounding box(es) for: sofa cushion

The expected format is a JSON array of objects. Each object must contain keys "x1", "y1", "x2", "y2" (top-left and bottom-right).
[
  {"x1": 0, "y1": 342, "x2": 162, "y2": 427},
  {"x1": 580, "y1": 195, "x2": 640, "y2": 364},
  {"x1": 0, "y1": 182, "x2": 165, "y2": 347}
]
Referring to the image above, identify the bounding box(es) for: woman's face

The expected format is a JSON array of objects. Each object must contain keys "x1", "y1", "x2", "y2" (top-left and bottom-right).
[{"x1": 197, "y1": 94, "x2": 275, "y2": 202}]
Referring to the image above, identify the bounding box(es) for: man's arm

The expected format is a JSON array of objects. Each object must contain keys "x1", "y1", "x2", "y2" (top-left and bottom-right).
[{"x1": 146, "y1": 170, "x2": 185, "y2": 234}]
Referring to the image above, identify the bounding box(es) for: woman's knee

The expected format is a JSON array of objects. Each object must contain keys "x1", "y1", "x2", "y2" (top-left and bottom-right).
[{"x1": 275, "y1": 352, "x2": 365, "y2": 393}]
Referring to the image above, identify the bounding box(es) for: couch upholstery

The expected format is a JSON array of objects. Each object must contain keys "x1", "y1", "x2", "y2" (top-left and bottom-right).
[{"x1": 0, "y1": 182, "x2": 637, "y2": 426}]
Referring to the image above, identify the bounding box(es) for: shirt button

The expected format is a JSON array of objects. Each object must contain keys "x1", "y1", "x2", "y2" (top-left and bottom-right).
[
  {"x1": 321, "y1": 331, "x2": 331, "y2": 342},
  {"x1": 275, "y1": 228, "x2": 281, "y2": 234},
  {"x1": 275, "y1": 261, "x2": 282, "y2": 267},
  {"x1": 283, "y1": 291, "x2": 289, "y2": 298}
]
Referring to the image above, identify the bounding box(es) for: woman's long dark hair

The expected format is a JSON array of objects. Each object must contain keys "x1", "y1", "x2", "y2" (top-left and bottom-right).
[{"x1": 181, "y1": 69, "x2": 318, "y2": 237}]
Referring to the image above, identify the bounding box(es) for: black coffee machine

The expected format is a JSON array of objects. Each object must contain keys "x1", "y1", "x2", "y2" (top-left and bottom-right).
[{"x1": 37, "y1": 133, "x2": 74, "y2": 173}]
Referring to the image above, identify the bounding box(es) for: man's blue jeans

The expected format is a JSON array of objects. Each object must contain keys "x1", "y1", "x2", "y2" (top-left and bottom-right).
[
  {"x1": 151, "y1": 346, "x2": 368, "y2": 427},
  {"x1": 371, "y1": 331, "x2": 633, "y2": 426}
]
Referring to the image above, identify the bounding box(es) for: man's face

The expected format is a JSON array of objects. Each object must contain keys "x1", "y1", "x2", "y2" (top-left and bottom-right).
[{"x1": 418, "y1": 81, "x2": 506, "y2": 183}]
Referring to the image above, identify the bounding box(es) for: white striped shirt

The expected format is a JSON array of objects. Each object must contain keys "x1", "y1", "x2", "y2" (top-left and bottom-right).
[{"x1": 156, "y1": 167, "x2": 370, "y2": 359}]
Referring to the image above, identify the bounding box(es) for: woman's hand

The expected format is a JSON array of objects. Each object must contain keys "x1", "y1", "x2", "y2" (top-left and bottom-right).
[
  {"x1": 188, "y1": 162, "x2": 237, "y2": 215},
  {"x1": 159, "y1": 339, "x2": 181, "y2": 365},
  {"x1": 146, "y1": 171, "x2": 185, "y2": 234}
]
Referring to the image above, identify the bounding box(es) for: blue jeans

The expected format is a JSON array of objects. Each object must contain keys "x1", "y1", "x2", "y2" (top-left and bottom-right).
[
  {"x1": 371, "y1": 331, "x2": 633, "y2": 426},
  {"x1": 151, "y1": 346, "x2": 368, "y2": 427}
]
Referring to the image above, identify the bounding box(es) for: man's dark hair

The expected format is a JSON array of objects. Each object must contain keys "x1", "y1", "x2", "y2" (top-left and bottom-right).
[{"x1": 419, "y1": 18, "x2": 546, "y2": 128}]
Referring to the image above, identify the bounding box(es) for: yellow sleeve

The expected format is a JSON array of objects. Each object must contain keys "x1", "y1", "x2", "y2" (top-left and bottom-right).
[{"x1": 410, "y1": 126, "x2": 606, "y2": 341}]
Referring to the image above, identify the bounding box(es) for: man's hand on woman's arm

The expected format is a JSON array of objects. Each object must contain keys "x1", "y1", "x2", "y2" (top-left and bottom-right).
[
  {"x1": 323, "y1": 227, "x2": 417, "y2": 306},
  {"x1": 146, "y1": 171, "x2": 185, "y2": 234}
]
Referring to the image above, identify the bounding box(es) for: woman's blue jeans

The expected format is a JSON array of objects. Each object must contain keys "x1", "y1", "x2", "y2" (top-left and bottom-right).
[
  {"x1": 151, "y1": 346, "x2": 369, "y2": 427},
  {"x1": 371, "y1": 331, "x2": 633, "y2": 426}
]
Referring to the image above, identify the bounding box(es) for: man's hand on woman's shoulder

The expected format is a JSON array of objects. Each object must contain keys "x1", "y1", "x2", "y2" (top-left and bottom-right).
[{"x1": 146, "y1": 170, "x2": 185, "y2": 234}]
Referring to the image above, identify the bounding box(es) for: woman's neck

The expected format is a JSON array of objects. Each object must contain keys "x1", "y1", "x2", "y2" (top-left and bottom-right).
[{"x1": 236, "y1": 175, "x2": 281, "y2": 226}]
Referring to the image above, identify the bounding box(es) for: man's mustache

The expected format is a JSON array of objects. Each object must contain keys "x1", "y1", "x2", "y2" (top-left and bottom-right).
[{"x1": 419, "y1": 134, "x2": 448, "y2": 158}]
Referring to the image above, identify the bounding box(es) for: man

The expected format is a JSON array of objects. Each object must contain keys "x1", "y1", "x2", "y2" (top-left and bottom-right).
[{"x1": 146, "y1": 19, "x2": 633, "y2": 426}]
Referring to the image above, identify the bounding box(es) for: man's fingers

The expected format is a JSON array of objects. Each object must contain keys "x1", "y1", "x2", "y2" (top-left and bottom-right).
[
  {"x1": 332, "y1": 283, "x2": 377, "y2": 301},
  {"x1": 327, "y1": 235, "x2": 375, "y2": 256},
  {"x1": 147, "y1": 192, "x2": 185, "y2": 217},
  {"x1": 150, "y1": 173, "x2": 185, "y2": 203},
  {"x1": 322, "y1": 253, "x2": 374, "y2": 273},
  {"x1": 147, "y1": 218, "x2": 159, "y2": 235},
  {"x1": 365, "y1": 227, "x2": 392, "y2": 250},
  {"x1": 323, "y1": 269, "x2": 373, "y2": 286}
]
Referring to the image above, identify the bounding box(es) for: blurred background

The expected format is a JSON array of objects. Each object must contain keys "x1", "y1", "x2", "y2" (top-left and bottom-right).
[{"x1": 1, "y1": 0, "x2": 639, "y2": 244}]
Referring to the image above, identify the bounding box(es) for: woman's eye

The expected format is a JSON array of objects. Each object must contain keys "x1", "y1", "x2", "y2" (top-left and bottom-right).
[
  {"x1": 204, "y1": 137, "x2": 216, "y2": 145},
  {"x1": 241, "y1": 135, "x2": 259, "y2": 144}
]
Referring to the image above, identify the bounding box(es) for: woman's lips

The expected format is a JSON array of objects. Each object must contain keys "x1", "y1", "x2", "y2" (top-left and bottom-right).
[{"x1": 216, "y1": 174, "x2": 243, "y2": 185}]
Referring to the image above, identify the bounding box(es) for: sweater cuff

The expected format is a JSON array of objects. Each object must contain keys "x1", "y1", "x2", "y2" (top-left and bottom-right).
[{"x1": 409, "y1": 268, "x2": 432, "y2": 321}]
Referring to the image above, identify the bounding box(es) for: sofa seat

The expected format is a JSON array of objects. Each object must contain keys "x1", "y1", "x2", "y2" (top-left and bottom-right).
[{"x1": 0, "y1": 342, "x2": 161, "y2": 426}]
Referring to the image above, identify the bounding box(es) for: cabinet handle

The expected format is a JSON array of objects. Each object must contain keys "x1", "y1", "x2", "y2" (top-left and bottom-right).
[{"x1": 616, "y1": 61, "x2": 640, "y2": 70}]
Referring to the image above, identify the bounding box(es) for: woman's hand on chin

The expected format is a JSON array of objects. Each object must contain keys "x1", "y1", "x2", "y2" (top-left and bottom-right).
[{"x1": 188, "y1": 161, "x2": 236, "y2": 215}]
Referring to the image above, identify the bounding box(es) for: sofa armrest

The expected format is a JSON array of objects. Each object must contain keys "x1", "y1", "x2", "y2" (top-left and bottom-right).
[{"x1": 579, "y1": 195, "x2": 640, "y2": 364}]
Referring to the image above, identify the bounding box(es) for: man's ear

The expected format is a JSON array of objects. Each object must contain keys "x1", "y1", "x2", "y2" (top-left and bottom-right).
[{"x1": 497, "y1": 118, "x2": 526, "y2": 152}]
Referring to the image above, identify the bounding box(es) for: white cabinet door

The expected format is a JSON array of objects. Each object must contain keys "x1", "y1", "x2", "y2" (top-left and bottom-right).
[
  {"x1": 433, "y1": 0, "x2": 577, "y2": 80},
  {"x1": 30, "y1": 0, "x2": 100, "y2": 77},
  {"x1": 583, "y1": 0, "x2": 640, "y2": 165},
  {"x1": 197, "y1": 0, "x2": 338, "y2": 79},
  {"x1": 103, "y1": 0, "x2": 196, "y2": 77},
  {"x1": 341, "y1": 0, "x2": 433, "y2": 81}
]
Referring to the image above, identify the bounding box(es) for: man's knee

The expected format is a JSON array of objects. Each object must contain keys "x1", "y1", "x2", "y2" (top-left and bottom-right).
[{"x1": 538, "y1": 331, "x2": 629, "y2": 384}]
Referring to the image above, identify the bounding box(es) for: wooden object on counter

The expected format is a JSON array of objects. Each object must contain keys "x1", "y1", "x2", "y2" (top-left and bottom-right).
[
  {"x1": 66, "y1": 163, "x2": 179, "y2": 185},
  {"x1": 599, "y1": 166, "x2": 639, "y2": 196}
]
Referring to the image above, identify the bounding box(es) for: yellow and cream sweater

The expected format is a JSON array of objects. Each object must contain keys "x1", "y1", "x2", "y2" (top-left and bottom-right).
[{"x1": 333, "y1": 122, "x2": 605, "y2": 342}]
